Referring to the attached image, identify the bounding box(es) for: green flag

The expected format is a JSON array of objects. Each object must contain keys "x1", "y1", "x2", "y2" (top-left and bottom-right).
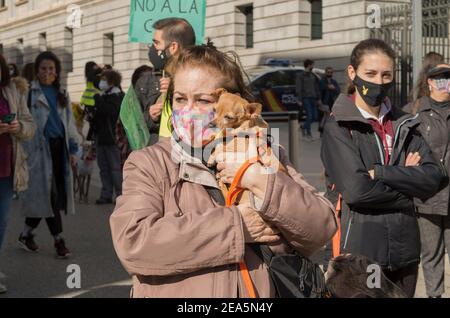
[
  {"x1": 129, "y1": 0, "x2": 206, "y2": 44},
  {"x1": 120, "y1": 87, "x2": 150, "y2": 151}
]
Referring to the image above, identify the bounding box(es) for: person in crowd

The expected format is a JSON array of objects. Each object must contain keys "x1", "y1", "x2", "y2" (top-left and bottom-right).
[
  {"x1": 81, "y1": 61, "x2": 102, "y2": 141},
  {"x1": 0, "y1": 54, "x2": 36, "y2": 294},
  {"x1": 403, "y1": 62, "x2": 450, "y2": 298},
  {"x1": 110, "y1": 44, "x2": 337, "y2": 298},
  {"x1": 113, "y1": 65, "x2": 155, "y2": 166},
  {"x1": 18, "y1": 51, "x2": 80, "y2": 259},
  {"x1": 136, "y1": 17, "x2": 196, "y2": 145},
  {"x1": 296, "y1": 59, "x2": 322, "y2": 141},
  {"x1": 92, "y1": 69, "x2": 124, "y2": 205},
  {"x1": 21, "y1": 63, "x2": 35, "y2": 87},
  {"x1": 318, "y1": 67, "x2": 341, "y2": 134},
  {"x1": 131, "y1": 65, "x2": 153, "y2": 113},
  {"x1": 410, "y1": 52, "x2": 445, "y2": 103},
  {"x1": 7, "y1": 63, "x2": 19, "y2": 78},
  {"x1": 319, "y1": 67, "x2": 341, "y2": 111},
  {"x1": 321, "y1": 39, "x2": 445, "y2": 298}
]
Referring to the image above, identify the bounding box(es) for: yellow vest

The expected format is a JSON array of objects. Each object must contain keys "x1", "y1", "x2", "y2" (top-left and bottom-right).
[
  {"x1": 158, "y1": 99, "x2": 173, "y2": 138},
  {"x1": 80, "y1": 82, "x2": 100, "y2": 107}
]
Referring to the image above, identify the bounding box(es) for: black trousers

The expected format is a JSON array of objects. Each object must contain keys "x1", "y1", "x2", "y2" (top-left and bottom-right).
[
  {"x1": 25, "y1": 138, "x2": 66, "y2": 236},
  {"x1": 383, "y1": 263, "x2": 419, "y2": 298}
]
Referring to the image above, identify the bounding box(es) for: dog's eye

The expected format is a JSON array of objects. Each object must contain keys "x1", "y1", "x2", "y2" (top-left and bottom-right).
[{"x1": 224, "y1": 115, "x2": 235, "y2": 120}]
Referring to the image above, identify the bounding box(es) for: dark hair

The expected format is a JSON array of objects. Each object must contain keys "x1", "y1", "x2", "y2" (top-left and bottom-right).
[
  {"x1": 347, "y1": 39, "x2": 396, "y2": 95},
  {"x1": 350, "y1": 39, "x2": 396, "y2": 70},
  {"x1": 85, "y1": 61, "x2": 99, "y2": 81},
  {"x1": 413, "y1": 52, "x2": 445, "y2": 100},
  {"x1": 102, "y1": 69, "x2": 122, "y2": 88},
  {"x1": 8, "y1": 63, "x2": 19, "y2": 78},
  {"x1": 21, "y1": 62, "x2": 35, "y2": 84},
  {"x1": 35, "y1": 51, "x2": 68, "y2": 107},
  {"x1": 153, "y1": 18, "x2": 196, "y2": 49},
  {"x1": 0, "y1": 54, "x2": 11, "y2": 88},
  {"x1": 131, "y1": 65, "x2": 153, "y2": 87},
  {"x1": 304, "y1": 59, "x2": 314, "y2": 68}
]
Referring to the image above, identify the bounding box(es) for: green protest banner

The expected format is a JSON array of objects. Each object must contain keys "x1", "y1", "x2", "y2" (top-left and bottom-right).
[
  {"x1": 129, "y1": 0, "x2": 206, "y2": 44},
  {"x1": 120, "y1": 86, "x2": 150, "y2": 151}
]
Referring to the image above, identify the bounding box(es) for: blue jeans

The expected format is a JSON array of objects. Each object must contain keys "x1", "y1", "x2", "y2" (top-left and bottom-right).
[
  {"x1": 302, "y1": 98, "x2": 318, "y2": 135},
  {"x1": 97, "y1": 145, "x2": 123, "y2": 200},
  {"x1": 0, "y1": 176, "x2": 13, "y2": 251}
]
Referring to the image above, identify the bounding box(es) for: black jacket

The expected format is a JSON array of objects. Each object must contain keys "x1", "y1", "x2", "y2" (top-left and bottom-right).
[
  {"x1": 403, "y1": 96, "x2": 450, "y2": 216},
  {"x1": 321, "y1": 94, "x2": 444, "y2": 271},
  {"x1": 93, "y1": 88, "x2": 124, "y2": 146},
  {"x1": 134, "y1": 71, "x2": 162, "y2": 145}
]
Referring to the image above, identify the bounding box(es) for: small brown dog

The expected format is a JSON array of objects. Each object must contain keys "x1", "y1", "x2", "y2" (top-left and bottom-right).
[
  {"x1": 210, "y1": 88, "x2": 268, "y2": 131},
  {"x1": 207, "y1": 89, "x2": 287, "y2": 204}
]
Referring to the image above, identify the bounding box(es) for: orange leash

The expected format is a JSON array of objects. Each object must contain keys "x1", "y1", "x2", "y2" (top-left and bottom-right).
[
  {"x1": 332, "y1": 193, "x2": 342, "y2": 258},
  {"x1": 225, "y1": 156, "x2": 261, "y2": 298}
]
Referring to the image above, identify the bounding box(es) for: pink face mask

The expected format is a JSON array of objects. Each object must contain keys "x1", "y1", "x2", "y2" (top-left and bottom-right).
[{"x1": 172, "y1": 106, "x2": 216, "y2": 147}]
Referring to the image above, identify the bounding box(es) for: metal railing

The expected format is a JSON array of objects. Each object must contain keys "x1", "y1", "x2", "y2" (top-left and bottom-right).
[{"x1": 370, "y1": 0, "x2": 450, "y2": 107}]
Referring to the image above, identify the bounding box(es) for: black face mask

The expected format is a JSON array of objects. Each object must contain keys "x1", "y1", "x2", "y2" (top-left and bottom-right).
[
  {"x1": 148, "y1": 45, "x2": 169, "y2": 71},
  {"x1": 353, "y1": 75, "x2": 394, "y2": 107}
]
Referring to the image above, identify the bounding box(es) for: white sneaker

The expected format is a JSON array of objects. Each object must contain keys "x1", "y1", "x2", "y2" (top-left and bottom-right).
[
  {"x1": 0, "y1": 271, "x2": 5, "y2": 280},
  {"x1": 0, "y1": 282, "x2": 6, "y2": 294}
]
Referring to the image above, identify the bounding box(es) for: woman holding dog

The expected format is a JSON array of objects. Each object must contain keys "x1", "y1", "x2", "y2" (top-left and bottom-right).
[
  {"x1": 19, "y1": 51, "x2": 80, "y2": 259},
  {"x1": 110, "y1": 44, "x2": 337, "y2": 298},
  {"x1": 0, "y1": 53, "x2": 36, "y2": 294},
  {"x1": 321, "y1": 39, "x2": 445, "y2": 297},
  {"x1": 403, "y1": 61, "x2": 450, "y2": 299}
]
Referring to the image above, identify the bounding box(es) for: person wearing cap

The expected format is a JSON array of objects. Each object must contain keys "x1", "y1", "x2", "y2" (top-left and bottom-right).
[{"x1": 403, "y1": 63, "x2": 450, "y2": 298}]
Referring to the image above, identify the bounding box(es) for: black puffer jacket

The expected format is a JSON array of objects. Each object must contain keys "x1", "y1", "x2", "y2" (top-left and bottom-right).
[
  {"x1": 321, "y1": 94, "x2": 444, "y2": 271},
  {"x1": 93, "y1": 88, "x2": 124, "y2": 146},
  {"x1": 403, "y1": 96, "x2": 450, "y2": 216}
]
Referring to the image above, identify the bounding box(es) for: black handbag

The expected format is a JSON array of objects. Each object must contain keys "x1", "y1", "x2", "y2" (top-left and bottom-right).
[
  {"x1": 251, "y1": 244, "x2": 329, "y2": 298},
  {"x1": 201, "y1": 185, "x2": 329, "y2": 298}
]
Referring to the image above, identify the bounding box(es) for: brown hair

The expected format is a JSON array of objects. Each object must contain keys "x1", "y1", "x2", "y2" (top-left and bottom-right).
[
  {"x1": 413, "y1": 52, "x2": 445, "y2": 100},
  {"x1": 0, "y1": 53, "x2": 11, "y2": 88},
  {"x1": 164, "y1": 42, "x2": 252, "y2": 132},
  {"x1": 102, "y1": 69, "x2": 122, "y2": 88},
  {"x1": 347, "y1": 39, "x2": 396, "y2": 94},
  {"x1": 153, "y1": 18, "x2": 196, "y2": 50},
  {"x1": 169, "y1": 43, "x2": 251, "y2": 100}
]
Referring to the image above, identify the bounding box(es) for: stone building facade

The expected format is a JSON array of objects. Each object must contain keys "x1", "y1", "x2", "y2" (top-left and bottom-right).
[{"x1": 0, "y1": 0, "x2": 409, "y2": 102}]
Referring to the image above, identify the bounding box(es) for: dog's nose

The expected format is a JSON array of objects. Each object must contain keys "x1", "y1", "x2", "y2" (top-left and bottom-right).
[{"x1": 208, "y1": 121, "x2": 217, "y2": 128}]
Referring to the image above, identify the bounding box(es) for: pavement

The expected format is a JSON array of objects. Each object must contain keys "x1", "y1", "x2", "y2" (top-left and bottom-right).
[{"x1": 0, "y1": 122, "x2": 448, "y2": 298}]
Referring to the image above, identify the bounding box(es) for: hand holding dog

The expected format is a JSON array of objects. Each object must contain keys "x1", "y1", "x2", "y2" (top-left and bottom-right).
[{"x1": 215, "y1": 134, "x2": 269, "y2": 200}]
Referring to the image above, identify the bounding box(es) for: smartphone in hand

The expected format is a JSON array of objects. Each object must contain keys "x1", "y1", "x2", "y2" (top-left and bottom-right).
[{"x1": 1, "y1": 113, "x2": 16, "y2": 124}]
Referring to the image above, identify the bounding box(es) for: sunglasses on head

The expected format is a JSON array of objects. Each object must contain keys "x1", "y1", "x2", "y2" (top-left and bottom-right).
[{"x1": 430, "y1": 72, "x2": 450, "y2": 80}]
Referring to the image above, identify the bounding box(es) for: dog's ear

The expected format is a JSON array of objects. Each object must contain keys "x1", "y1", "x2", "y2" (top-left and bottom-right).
[
  {"x1": 245, "y1": 103, "x2": 263, "y2": 118},
  {"x1": 213, "y1": 88, "x2": 227, "y2": 99}
]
